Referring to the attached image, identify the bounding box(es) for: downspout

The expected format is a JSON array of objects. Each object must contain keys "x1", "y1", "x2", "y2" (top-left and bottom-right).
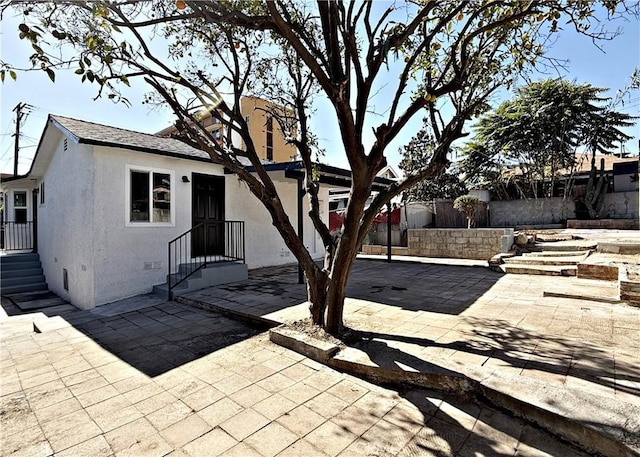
[
  {"x1": 386, "y1": 201, "x2": 392, "y2": 262},
  {"x1": 297, "y1": 176, "x2": 304, "y2": 284},
  {"x1": 32, "y1": 187, "x2": 38, "y2": 253}
]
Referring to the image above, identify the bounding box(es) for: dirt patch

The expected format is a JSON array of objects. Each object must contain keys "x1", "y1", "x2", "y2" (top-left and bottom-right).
[
  {"x1": 286, "y1": 318, "x2": 361, "y2": 347},
  {"x1": 0, "y1": 395, "x2": 31, "y2": 423},
  {"x1": 627, "y1": 266, "x2": 640, "y2": 281}
]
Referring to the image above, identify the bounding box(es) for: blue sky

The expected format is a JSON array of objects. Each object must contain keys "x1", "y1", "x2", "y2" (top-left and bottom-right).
[{"x1": 1, "y1": 6, "x2": 638, "y2": 176}]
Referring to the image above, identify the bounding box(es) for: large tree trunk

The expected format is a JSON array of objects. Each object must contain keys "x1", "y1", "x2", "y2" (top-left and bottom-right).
[
  {"x1": 304, "y1": 239, "x2": 357, "y2": 335},
  {"x1": 304, "y1": 165, "x2": 376, "y2": 335},
  {"x1": 307, "y1": 269, "x2": 328, "y2": 325},
  {"x1": 584, "y1": 157, "x2": 607, "y2": 219},
  {"x1": 324, "y1": 245, "x2": 357, "y2": 335}
]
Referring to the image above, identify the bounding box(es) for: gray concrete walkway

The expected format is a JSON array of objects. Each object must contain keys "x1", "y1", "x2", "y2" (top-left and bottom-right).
[
  {"x1": 1, "y1": 292, "x2": 591, "y2": 456},
  {"x1": 184, "y1": 257, "x2": 639, "y2": 406},
  {"x1": 180, "y1": 256, "x2": 640, "y2": 454}
]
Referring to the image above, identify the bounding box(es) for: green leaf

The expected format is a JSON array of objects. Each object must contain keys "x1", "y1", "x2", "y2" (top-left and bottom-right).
[
  {"x1": 9, "y1": 70, "x2": 17, "y2": 81},
  {"x1": 84, "y1": 56, "x2": 91, "y2": 67},
  {"x1": 46, "y1": 68, "x2": 55, "y2": 82},
  {"x1": 75, "y1": 68, "x2": 84, "y2": 75},
  {"x1": 86, "y1": 70, "x2": 94, "y2": 82},
  {"x1": 120, "y1": 75, "x2": 130, "y2": 86},
  {"x1": 0, "y1": 71, "x2": 5, "y2": 83}
]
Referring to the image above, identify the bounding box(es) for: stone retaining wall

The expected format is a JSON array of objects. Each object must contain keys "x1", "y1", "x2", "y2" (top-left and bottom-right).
[
  {"x1": 360, "y1": 245, "x2": 409, "y2": 256},
  {"x1": 407, "y1": 228, "x2": 514, "y2": 260}
]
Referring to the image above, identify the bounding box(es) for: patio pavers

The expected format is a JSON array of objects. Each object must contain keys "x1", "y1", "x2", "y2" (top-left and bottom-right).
[
  {"x1": 1, "y1": 288, "x2": 594, "y2": 456},
  {"x1": 182, "y1": 257, "x2": 640, "y2": 407}
]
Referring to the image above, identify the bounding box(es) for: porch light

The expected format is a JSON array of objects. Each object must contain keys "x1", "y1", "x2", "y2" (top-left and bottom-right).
[{"x1": 182, "y1": 176, "x2": 190, "y2": 183}]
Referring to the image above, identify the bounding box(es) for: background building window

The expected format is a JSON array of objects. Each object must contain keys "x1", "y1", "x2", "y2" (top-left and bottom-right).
[{"x1": 266, "y1": 116, "x2": 274, "y2": 161}]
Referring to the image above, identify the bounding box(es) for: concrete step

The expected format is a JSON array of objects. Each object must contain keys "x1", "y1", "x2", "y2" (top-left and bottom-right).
[
  {"x1": 502, "y1": 265, "x2": 577, "y2": 276},
  {"x1": 154, "y1": 262, "x2": 248, "y2": 299},
  {"x1": 2, "y1": 275, "x2": 46, "y2": 288},
  {"x1": 503, "y1": 253, "x2": 588, "y2": 266},
  {"x1": 152, "y1": 282, "x2": 188, "y2": 300},
  {"x1": 1, "y1": 267, "x2": 43, "y2": 279},
  {"x1": 522, "y1": 251, "x2": 589, "y2": 258},
  {"x1": 535, "y1": 233, "x2": 574, "y2": 242},
  {"x1": 2, "y1": 282, "x2": 49, "y2": 294},
  {"x1": 15, "y1": 296, "x2": 68, "y2": 311},
  {"x1": 0, "y1": 261, "x2": 41, "y2": 271},
  {"x1": 536, "y1": 241, "x2": 597, "y2": 252},
  {"x1": 543, "y1": 278, "x2": 621, "y2": 304},
  {"x1": 0, "y1": 253, "x2": 39, "y2": 264}
]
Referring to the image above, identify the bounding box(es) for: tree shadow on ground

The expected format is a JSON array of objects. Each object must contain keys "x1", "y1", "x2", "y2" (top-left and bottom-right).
[
  {"x1": 393, "y1": 388, "x2": 591, "y2": 457},
  {"x1": 330, "y1": 347, "x2": 591, "y2": 457},
  {"x1": 339, "y1": 334, "x2": 623, "y2": 456},
  {"x1": 345, "y1": 259, "x2": 504, "y2": 315},
  {"x1": 349, "y1": 316, "x2": 639, "y2": 397},
  {"x1": 1, "y1": 293, "x2": 267, "y2": 377},
  {"x1": 216, "y1": 258, "x2": 505, "y2": 317}
]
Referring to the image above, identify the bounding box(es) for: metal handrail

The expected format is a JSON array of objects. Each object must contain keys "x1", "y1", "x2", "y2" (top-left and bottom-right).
[
  {"x1": 0, "y1": 221, "x2": 34, "y2": 252},
  {"x1": 167, "y1": 220, "x2": 245, "y2": 299}
]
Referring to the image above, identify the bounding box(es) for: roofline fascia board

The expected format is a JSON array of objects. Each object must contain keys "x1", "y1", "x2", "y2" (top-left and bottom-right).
[
  {"x1": 284, "y1": 168, "x2": 392, "y2": 191},
  {"x1": 50, "y1": 117, "x2": 81, "y2": 144},
  {"x1": 0, "y1": 174, "x2": 31, "y2": 183},
  {"x1": 79, "y1": 138, "x2": 213, "y2": 163},
  {"x1": 234, "y1": 160, "x2": 394, "y2": 187}
]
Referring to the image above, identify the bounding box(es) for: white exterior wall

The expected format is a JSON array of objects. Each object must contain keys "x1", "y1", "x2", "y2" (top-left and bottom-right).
[
  {"x1": 37, "y1": 135, "x2": 96, "y2": 308},
  {"x1": 91, "y1": 147, "x2": 225, "y2": 306},
  {"x1": 226, "y1": 172, "x2": 328, "y2": 268},
  {"x1": 32, "y1": 138, "x2": 329, "y2": 309}
]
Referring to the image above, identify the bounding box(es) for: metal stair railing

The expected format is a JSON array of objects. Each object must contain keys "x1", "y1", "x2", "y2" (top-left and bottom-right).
[
  {"x1": 0, "y1": 221, "x2": 34, "y2": 252},
  {"x1": 167, "y1": 220, "x2": 245, "y2": 299}
]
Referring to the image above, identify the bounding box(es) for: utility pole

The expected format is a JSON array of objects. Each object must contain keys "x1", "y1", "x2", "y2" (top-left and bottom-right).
[{"x1": 12, "y1": 102, "x2": 31, "y2": 176}]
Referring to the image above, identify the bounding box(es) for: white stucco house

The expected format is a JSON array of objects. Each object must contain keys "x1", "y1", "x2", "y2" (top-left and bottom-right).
[{"x1": 1, "y1": 115, "x2": 336, "y2": 310}]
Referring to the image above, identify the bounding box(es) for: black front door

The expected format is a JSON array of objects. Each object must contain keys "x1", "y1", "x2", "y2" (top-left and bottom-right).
[{"x1": 192, "y1": 174, "x2": 225, "y2": 257}]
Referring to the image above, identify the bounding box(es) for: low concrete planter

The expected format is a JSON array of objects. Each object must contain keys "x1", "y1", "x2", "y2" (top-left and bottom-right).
[
  {"x1": 269, "y1": 326, "x2": 340, "y2": 363},
  {"x1": 269, "y1": 326, "x2": 640, "y2": 457}
]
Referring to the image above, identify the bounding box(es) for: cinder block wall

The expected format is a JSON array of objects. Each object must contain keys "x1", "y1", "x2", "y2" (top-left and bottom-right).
[
  {"x1": 489, "y1": 198, "x2": 574, "y2": 227},
  {"x1": 408, "y1": 229, "x2": 508, "y2": 260}
]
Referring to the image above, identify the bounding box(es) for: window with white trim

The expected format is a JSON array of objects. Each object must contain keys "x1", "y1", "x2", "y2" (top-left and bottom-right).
[{"x1": 126, "y1": 165, "x2": 174, "y2": 225}]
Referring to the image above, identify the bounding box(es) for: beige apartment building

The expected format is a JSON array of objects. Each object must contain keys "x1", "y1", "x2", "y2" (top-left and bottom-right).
[{"x1": 157, "y1": 95, "x2": 297, "y2": 163}]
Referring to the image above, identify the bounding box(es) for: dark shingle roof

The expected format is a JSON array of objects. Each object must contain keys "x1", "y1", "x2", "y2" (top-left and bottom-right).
[{"x1": 50, "y1": 115, "x2": 212, "y2": 162}]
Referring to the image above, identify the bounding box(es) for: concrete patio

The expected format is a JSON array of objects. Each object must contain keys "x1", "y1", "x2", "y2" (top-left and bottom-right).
[
  {"x1": 180, "y1": 256, "x2": 640, "y2": 455},
  {"x1": 1, "y1": 254, "x2": 638, "y2": 456},
  {"x1": 1, "y1": 291, "x2": 593, "y2": 457}
]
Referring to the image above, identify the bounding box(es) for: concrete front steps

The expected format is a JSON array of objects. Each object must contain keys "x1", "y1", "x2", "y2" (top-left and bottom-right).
[
  {"x1": 1, "y1": 253, "x2": 48, "y2": 294},
  {"x1": 502, "y1": 250, "x2": 591, "y2": 277},
  {"x1": 153, "y1": 261, "x2": 248, "y2": 299}
]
